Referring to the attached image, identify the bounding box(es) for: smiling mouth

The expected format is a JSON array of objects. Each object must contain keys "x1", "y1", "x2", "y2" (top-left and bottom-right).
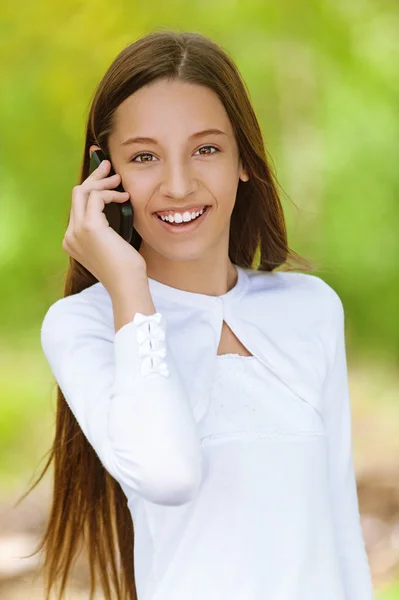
[
  {"x1": 154, "y1": 205, "x2": 212, "y2": 232},
  {"x1": 156, "y1": 206, "x2": 210, "y2": 226}
]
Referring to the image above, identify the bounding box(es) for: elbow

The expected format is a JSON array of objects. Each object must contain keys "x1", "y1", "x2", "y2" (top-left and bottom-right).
[
  {"x1": 145, "y1": 462, "x2": 203, "y2": 506},
  {"x1": 137, "y1": 438, "x2": 204, "y2": 506},
  {"x1": 148, "y1": 474, "x2": 201, "y2": 506},
  {"x1": 109, "y1": 452, "x2": 203, "y2": 506}
]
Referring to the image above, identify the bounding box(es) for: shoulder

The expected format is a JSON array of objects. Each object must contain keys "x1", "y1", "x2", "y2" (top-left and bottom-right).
[
  {"x1": 245, "y1": 268, "x2": 343, "y2": 318},
  {"x1": 40, "y1": 284, "x2": 113, "y2": 350}
]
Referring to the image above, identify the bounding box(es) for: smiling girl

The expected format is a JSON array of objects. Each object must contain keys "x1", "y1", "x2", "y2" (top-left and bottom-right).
[{"x1": 24, "y1": 29, "x2": 374, "y2": 600}]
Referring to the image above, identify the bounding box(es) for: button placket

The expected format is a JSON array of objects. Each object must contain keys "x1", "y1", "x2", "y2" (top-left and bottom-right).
[{"x1": 133, "y1": 312, "x2": 170, "y2": 377}]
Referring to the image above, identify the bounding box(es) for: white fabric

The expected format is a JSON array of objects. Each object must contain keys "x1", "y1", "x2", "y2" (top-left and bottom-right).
[{"x1": 40, "y1": 265, "x2": 375, "y2": 599}]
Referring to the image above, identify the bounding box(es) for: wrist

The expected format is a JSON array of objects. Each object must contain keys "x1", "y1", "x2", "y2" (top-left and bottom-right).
[
  {"x1": 109, "y1": 269, "x2": 150, "y2": 300},
  {"x1": 110, "y1": 276, "x2": 157, "y2": 332}
]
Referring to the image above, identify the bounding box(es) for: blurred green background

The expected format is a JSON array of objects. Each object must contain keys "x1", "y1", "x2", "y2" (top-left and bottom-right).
[{"x1": 0, "y1": 0, "x2": 398, "y2": 598}]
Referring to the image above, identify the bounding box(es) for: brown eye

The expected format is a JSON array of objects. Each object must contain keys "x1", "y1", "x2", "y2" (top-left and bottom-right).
[
  {"x1": 131, "y1": 153, "x2": 156, "y2": 163},
  {"x1": 196, "y1": 145, "x2": 219, "y2": 155},
  {"x1": 131, "y1": 145, "x2": 219, "y2": 163}
]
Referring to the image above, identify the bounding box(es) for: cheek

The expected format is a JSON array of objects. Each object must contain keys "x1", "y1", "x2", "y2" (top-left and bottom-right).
[
  {"x1": 207, "y1": 163, "x2": 239, "y2": 195},
  {"x1": 123, "y1": 174, "x2": 148, "y2": 196},
  {"x1": 211, "y1": 176, "x2": 240, "y2": 212},
  {"x1": 123, "y1": 177, "x2": 150, "y2": 213}
]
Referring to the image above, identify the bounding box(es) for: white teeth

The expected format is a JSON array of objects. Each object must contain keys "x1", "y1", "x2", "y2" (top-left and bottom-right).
[{"x1": 160, "y1": 208, "x2": 205, "y2": 223}]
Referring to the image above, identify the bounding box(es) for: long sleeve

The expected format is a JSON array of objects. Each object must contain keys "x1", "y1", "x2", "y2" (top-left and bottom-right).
[
  {"x1": 322, "y1": 289, "x2": 374, "y2": 599},
  {"x1": 40, "y1": 294, "x2": 203, "y2": 506}
]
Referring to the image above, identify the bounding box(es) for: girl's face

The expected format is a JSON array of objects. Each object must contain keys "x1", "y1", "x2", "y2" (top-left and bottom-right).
[{"x1": 104, "y1": 78, "x2": 249, "y2": 264}]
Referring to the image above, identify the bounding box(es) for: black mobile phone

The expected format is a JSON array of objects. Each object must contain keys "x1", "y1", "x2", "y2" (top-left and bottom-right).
[{"x1": 88, "y1": 149, "x2": 141, "y2": 250}]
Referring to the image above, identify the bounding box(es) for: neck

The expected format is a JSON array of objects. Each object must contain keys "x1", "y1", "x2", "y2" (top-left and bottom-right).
[{"x1": 139, "y1": 248, "x2": 238, "y2": 297}]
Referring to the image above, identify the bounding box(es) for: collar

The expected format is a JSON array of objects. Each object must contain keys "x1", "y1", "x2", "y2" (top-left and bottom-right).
[{"x1": 147, "y1": 264, "x2": 249, "y2": 309}]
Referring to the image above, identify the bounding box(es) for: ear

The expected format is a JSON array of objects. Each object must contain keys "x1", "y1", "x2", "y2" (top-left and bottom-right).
[
  {"x1": 239, "y1": 159, "x2": 249, "y2": 183},
  {"x1": 89, "y1": 144, "x2": 102, "y2": 159}
]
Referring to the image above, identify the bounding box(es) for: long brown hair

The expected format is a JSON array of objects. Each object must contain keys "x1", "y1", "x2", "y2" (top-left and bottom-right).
[{"x1": 17, "y1": 28, "x2": 317, "y2": 600}]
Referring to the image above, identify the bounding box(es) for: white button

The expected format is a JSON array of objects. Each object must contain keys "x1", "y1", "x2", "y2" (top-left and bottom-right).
[{"x1": 133, "y1": 312, "x2": 170, "y2": 377}]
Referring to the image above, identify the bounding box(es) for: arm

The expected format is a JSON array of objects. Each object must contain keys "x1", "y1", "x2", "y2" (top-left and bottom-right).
[
  {"x1": 322, "y1": 289, "x2": 374, "y2": 599},
  {"x1": 40, "y1": 287, "x2": 203, "y2": 506}
]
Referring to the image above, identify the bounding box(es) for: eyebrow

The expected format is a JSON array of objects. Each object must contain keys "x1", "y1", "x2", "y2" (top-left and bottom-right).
[{"x1": 120, "y1": 128, "x2": 228, "y2": 147}]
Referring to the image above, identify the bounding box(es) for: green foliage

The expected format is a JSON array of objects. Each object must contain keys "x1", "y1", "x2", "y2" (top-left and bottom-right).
[
  {"x1": 0, "y1": 2, "x2": 397, "y2": 357},
  {"x1": 375, "y1": 578, "x2": 399, "y2": 599},
  {"x1": 0, "y1": 341, "x2": 54, "y2": 489},
  {"x1": 0, "y1": 4, "x2": 398, "y2": 593},
  {"x1": 1, "y1": 0, "x2": 398, "y2": 357}
]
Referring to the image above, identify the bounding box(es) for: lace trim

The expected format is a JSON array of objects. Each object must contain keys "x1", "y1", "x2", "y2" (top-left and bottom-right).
[{"x1": 133, "y1": 312, "x2": 170, "y2": 377}]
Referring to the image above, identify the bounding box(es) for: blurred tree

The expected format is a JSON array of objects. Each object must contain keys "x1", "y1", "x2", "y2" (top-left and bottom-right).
[{"x1": 0, "y1": 0, "x2": 398, "y2": 360}]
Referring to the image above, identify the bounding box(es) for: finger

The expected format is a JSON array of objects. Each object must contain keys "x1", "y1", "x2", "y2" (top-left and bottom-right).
[
  {"x1": 72, "y1": 169, "x2": 122, "y2": 222},
  {"x1": 70, "y1": 185, "x2": 86, "y2": 227},
  {"x1": 66, "y1": 205, "x2": 75, "y2": 231},
  {"x1": 65, "y1": 187, "x2": 78, "y2": 239},
  {"x1": 72, "y1": 170, "x2": 123, "y2": 227},
  {"x1": 85, "y1": 158, "x2": 112, "y2": 182},
  {"x1": 84, "y1": 189, "x2": 130, "y2": 225},
  {"x1": 81, "y1": 173, "x2": 122, "y2": 196},
  {"x1": 66, "y1": 214, "x2": 75, "y2": 243}
]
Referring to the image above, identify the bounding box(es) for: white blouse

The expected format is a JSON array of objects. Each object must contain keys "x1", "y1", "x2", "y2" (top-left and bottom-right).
[
  {"x1": 141, "y1": 353, "x2": 352, "y2": 599},
  {"x1": 40, "y1": 265, "x2": 375, "y2": 599}
]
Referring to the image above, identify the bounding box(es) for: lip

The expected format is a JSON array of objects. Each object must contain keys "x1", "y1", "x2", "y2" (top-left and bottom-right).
[
  {"x1": 154, "y1": 205, "x2": 212, "y2": 234},
  {"x1": 154, "y1": 204, "x2": 207, "y2": 217}
]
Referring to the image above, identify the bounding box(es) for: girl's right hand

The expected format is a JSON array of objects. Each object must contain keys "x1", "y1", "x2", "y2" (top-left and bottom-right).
[{"x1": 62, "y1": 158, "x2": 147, "y2": 297}]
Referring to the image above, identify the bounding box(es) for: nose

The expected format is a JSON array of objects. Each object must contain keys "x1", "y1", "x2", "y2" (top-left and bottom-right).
[{"x1": 159, "y1": 160, "x2": 198, "y2": 200}]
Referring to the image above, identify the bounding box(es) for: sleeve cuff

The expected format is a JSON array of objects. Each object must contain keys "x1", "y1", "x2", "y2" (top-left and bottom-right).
[{"x1": 113, "y1": 312, "x2": 170, "y2": 391}]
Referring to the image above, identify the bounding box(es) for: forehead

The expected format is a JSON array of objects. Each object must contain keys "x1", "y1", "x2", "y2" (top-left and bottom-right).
[{"x1": 111, "y1": 79, "x2": 234, "y2": 141}]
